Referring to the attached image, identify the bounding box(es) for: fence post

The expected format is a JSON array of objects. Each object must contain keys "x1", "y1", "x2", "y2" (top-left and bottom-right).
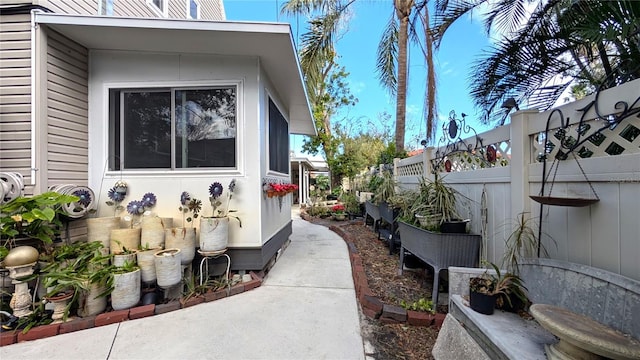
[
  {"x1": 510, "y1": 110, "x2": 539, "y2": 217},
  {"x1": 424, "y1": 147, "x2": 434, "y2": 179}
]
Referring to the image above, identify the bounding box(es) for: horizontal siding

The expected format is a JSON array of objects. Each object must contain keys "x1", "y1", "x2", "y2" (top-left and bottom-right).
[
  {"x1": 0, "y1": 13, "x2": 31, "y2": 184},
  {"x1": 41, "y1": 0, "x2": 97, "y2": 15},
  {"x1": 168, "y1": 0, "x2": 183, "y2": 18},
  {"x1": 46, "y1": 30, "x2": 89, "y2": 187},
  {"x1": 201, "y1": 0, "x2": 224, "y2": 20},
  {"x1": 113, "y1": 1, "x2": 156, "y2": 17}
]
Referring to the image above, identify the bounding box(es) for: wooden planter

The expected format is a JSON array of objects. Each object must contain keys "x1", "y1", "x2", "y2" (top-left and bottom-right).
[{"x1": 398, "y1": 221, "x2": 481, "y2": 305}]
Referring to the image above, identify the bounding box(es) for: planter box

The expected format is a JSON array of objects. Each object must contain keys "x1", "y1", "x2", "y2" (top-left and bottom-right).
[
  {"x1": 364, "y1": 201, "x2": 381, "y2": 230},
  {"x1": 398, "y1": 221, "x2": 480, "y2": 305},
  {"x1": 378, "y1": 201, "x2": 400, "y2": 254}
]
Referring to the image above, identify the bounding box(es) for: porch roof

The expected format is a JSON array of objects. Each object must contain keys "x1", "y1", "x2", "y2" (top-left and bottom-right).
[{"x1": 34, "y1": 12, "x2": 316, "y2": 136}]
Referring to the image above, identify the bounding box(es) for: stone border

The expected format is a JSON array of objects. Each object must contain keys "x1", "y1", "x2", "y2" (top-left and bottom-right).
[
  {"x1": 0, "y1": 271, "x2": 264, "y2": 346},
  {"x1": 328, "y1": 223, "x2": 445, "y2": 329}
]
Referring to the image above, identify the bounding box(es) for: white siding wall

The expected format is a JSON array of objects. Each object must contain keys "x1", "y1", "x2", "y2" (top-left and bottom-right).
[
  {"x1": 39, "y1": 0, "x2": 98, "y2": 15},
  {"x1": 45, "y1": 29, "x2": 88, "y2": 187},
  {"x1": 201, "y1": 0, "x2": 225, "y2": 20},
  {"x1": 259, "y1": 66, "x2": 293, "y2": 244},
  {"x1": 0, "y1": 13, "x2": 33, "y2": 193},
  {"x1": 88, "y1": 50, "x2": 265, "y2": 248}
]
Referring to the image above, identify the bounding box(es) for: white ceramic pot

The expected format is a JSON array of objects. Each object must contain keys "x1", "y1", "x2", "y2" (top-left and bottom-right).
[
  {"x1": 140, "y1": 216, "x2": 165, "y2": 250},
  {"x1": 110, "y1": 228, "x2": 141, "y2": 254},
  {"x1": 111, "y1": 269, "x2": 140, "y2": 311},
  {"x1": 199, "y1": 217, "x2": 229, "y2": 252},
  {"x1": 165, "y1": 228, "x2": 196, "y2": 266},
  {"x1": 78, "y1": 282, "x2": 107, "y2": 317},
  {"x1": 87, "y1": 217, "x2": 121, "y2": 250},
  {"x1": 154, "y1": 248, "x2": 182, "y2": 288},
  {"x1": 136, "y1": 249, "x2": 159, "y2": 284},
  {"x1": 112, "y1": 252, "x2": 137, "y2": 267}
]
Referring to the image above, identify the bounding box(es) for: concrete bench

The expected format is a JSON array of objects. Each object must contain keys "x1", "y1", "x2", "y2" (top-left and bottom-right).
[{"x1": 433, "y1": 259, "x2": 640, "y2": 359}]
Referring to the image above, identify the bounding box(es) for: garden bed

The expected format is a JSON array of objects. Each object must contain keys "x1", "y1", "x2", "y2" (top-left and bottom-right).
[{"x1": 304, "y1": 214, "x2": 442, "y2": 360}]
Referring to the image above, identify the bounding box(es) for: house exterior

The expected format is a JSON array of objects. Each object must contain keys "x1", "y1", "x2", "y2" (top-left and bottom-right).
[{"x1": 0, "y1": 1, "x2": 316, "y2": 271}]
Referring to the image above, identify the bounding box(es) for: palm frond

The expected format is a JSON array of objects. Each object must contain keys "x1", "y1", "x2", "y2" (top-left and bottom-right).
[{"x1": 376, "y1": 13, "x2": 399, "y2": 96}]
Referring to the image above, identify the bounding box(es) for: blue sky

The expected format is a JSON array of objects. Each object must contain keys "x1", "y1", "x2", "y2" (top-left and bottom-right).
[{"x1": 224, "y1": 0, "x2": 493, "y2": 154}]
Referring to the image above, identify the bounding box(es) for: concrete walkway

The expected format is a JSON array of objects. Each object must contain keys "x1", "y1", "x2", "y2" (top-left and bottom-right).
[{"x1": 0, "y1": 214, "x2": 365, "y2": 359}]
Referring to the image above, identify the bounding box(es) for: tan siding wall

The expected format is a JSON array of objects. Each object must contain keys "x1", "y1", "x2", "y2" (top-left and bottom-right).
[
  {"x1": 45, "y1": 30, "x2": 89, "y2": 188},
  {"x1": 0, "y1": 14, "x2": 33, "y2": 188},
  {"x1": 38, "y1": 0, "x2": 98, "y2": 15},
  {"x1": 113, "y1": 1, "x2": 156, "y2": 17},
  {"x1": 201, "y1": 0, "x2": 224, "y2": 20}
]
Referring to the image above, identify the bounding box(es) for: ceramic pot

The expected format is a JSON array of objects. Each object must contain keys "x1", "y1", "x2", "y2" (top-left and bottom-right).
[
  {"x1": 154, "y1": 249, "x2": 182, "y2": 288},
  {"x1": 110, "y1": 228, "x2": 141, "y2": 254},
  {"x1": 111, "y1": 269, "x2": 141, "y2": 310},
  {"x1": 199, "y1": 217, "x2": 229, "y2": 252},
  {"x1": 112, "y1": 252, "x2": 137, "y2": 267},
  {"x1": 165, "y1": 228, "x2": 196, "y2": 266},
  {"x1": 87, "y1": 217, "x2": 121, "y2": 250},
  {"x1": 78, "y1": 282, "x2": 107, "y2": 317},
  {"x1": 140, "y1": 216, "x2": 165, "y2": 249},
  {"x1": 136, "y1": 249, "x2": 160, "y2": 284}
]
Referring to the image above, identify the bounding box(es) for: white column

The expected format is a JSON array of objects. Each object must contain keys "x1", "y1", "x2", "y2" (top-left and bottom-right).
[{"x1": 510, "y1": 110, "x2": 538, "y2": 216}]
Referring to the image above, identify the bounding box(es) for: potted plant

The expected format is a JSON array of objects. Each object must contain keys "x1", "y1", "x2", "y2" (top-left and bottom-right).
[
  {"x1": 110, "y1": 260, "x2": 140, "y2": 311},
  {"x1": 0, "y1": 191, "x2": 78, "y2": 245},
  {"x1": 469, "y1": 262, "x2": 527, "y2": 315},
  {"x1": 165, "y1": 192, "x2": 201, "y2": 266},
  {"x1": 87, "y1": 182, "x2": 127, "y2": 250},
  {"x1": 331, "y1": 204, "x2": 347, "y2": 221},
  {"x1": 199, "y1": 179, "x2": 242, "y2": 252}
]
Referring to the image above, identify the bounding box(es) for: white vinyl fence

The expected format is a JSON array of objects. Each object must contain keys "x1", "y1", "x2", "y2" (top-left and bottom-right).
[{"x1": 395, "y1": 79, "x2": 640, "y2": 281}]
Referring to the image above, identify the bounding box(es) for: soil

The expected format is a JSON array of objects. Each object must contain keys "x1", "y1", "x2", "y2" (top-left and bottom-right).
[{"x1": 304, "y1": 214, "x2": 441, "y2": 360}]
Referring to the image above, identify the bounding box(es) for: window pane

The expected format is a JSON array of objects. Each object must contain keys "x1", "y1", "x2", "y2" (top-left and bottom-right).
[
  {"x1": 123, "y1": 91, "x2": 171, "y2": 169},
  {"x1": 189, "y1": 0, "x2": 198, "y2": 18},
  {"x1": 268, "y1": 99, "x2": 289, "y2": 174},
  {"x1": 175, "y1": 88, "x2": 236, "y2": 168}
]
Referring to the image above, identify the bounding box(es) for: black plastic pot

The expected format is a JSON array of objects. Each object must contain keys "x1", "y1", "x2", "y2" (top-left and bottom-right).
[
  {"x1": 469, "y1": 290, "x2": 496, "y2": 315},
  {"x1": 440, "y1": 220, "x2": 468, "y2": 234}
]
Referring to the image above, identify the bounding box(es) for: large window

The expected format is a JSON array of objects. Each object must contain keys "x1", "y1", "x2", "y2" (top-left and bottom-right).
[
  {"x1": 109, "y1": 86, "x2": 237, "y2": 171},
  {"x1": 268, "y1": 98, "x2": 289, "y2": 174}
]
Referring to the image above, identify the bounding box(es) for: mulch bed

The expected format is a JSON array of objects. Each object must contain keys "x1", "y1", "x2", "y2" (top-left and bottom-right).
[{"x1": 304, "y1": 214, "x2": 441, "y2": 360}]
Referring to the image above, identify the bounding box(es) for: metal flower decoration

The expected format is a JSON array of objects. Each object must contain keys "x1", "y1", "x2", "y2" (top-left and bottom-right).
[
  {"x1": 141, "y1": 192, "x2": 157, "y2": 208},
  {"x1": 180, "y1": 191, "x2": 190, "y2": 206},
  {"x1": 73, "y1": 189, "x2": 92, "y2": 207},
  {"x1": 209, "y1": 182, "x2": 224, "y2": 198},
  {"x1": 107, "y1": 187, "x2": 125, "y2": 202},
  {"x1": 126, "y1": 200, "x2": 144, "y2": 215}
]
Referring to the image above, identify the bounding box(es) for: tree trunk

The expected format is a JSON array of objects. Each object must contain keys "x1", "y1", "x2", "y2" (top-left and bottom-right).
[{"x1": 395, "y1": 0, "x2": 412, "y2": 154}]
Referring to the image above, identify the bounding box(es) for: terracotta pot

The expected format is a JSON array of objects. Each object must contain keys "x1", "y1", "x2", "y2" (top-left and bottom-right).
[{"x1": 165, "y1": 228, "x2": 196, "y2": 266}]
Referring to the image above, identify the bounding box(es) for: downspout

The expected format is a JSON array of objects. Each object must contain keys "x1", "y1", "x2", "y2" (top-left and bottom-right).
[{"x1": 29, "y1": 9, "x2": 38, "y2": 187}]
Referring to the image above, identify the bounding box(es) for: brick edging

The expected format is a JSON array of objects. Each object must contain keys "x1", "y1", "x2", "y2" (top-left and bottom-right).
[
  {"x1": 328, "y1": 224, "x2": 445, "y2": 330},
  {"x1": 1, "y1": 271, "x2": 264, "y2": 345}
]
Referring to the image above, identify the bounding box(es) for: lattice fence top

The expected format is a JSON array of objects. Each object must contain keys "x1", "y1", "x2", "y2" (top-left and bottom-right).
[
  {"x1": 533, "y1": 115, "x2": 640, "y2": 163},
  {"x1": 432, "y1": 139, "x2": 511, "y2": 173},
  {"x1": 397, "y1": 162, "x2": 424, "y2": 177}
]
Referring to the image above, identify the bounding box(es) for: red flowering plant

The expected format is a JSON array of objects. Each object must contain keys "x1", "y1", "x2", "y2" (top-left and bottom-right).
[
  {"x1": 331, "y1": 204, "x2": 346, "y2": 215},
  {"x1": 265, "y1": 183, "x2": 299, "y2": 197}
]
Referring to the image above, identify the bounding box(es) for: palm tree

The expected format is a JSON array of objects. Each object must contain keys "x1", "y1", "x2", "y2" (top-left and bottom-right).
[
  {"x1": 433, "y1": 0, "x2": 640, "y2": 125},
  {"x1": 283, "y1": 0, "x2": 438, "y2": 154}
]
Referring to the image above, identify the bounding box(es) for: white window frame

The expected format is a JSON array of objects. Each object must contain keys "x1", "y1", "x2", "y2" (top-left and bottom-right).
[
  {"x1": 104, "y1": 80, "x2": 244, "y2": 177},
  {"x1": 147, "y1": 0, "x2": 168, "y2": 17},
  {"x1": 186, "y1": 0, "x2": 200, "y2": 19},
  {"x1": 265, "y1": 91, "x2": 290, "y2": 177},
  {"x1": 98, "y1": 0, "x2": 114, "y2": 15}
]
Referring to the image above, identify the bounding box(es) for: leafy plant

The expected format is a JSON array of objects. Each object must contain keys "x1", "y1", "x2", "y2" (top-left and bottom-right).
[
  {"x1": 340, "y1": 192, "x2": 361, "y2": 215},
  {"x1": 470, "y1": 262, "x2": 528, "y2": 309},
  {"x1": 0, "y1": 192, "x2": 79, "y2": 244},
  {"x1": 502, "y1": 212, "x2": 548, "y2": 275},
  {"x1": 400, "y1": 298, "x2": 435, "y2": 314},
  {"x1": 372, "y1": 171, "x2": 396, "y2": 204}
]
